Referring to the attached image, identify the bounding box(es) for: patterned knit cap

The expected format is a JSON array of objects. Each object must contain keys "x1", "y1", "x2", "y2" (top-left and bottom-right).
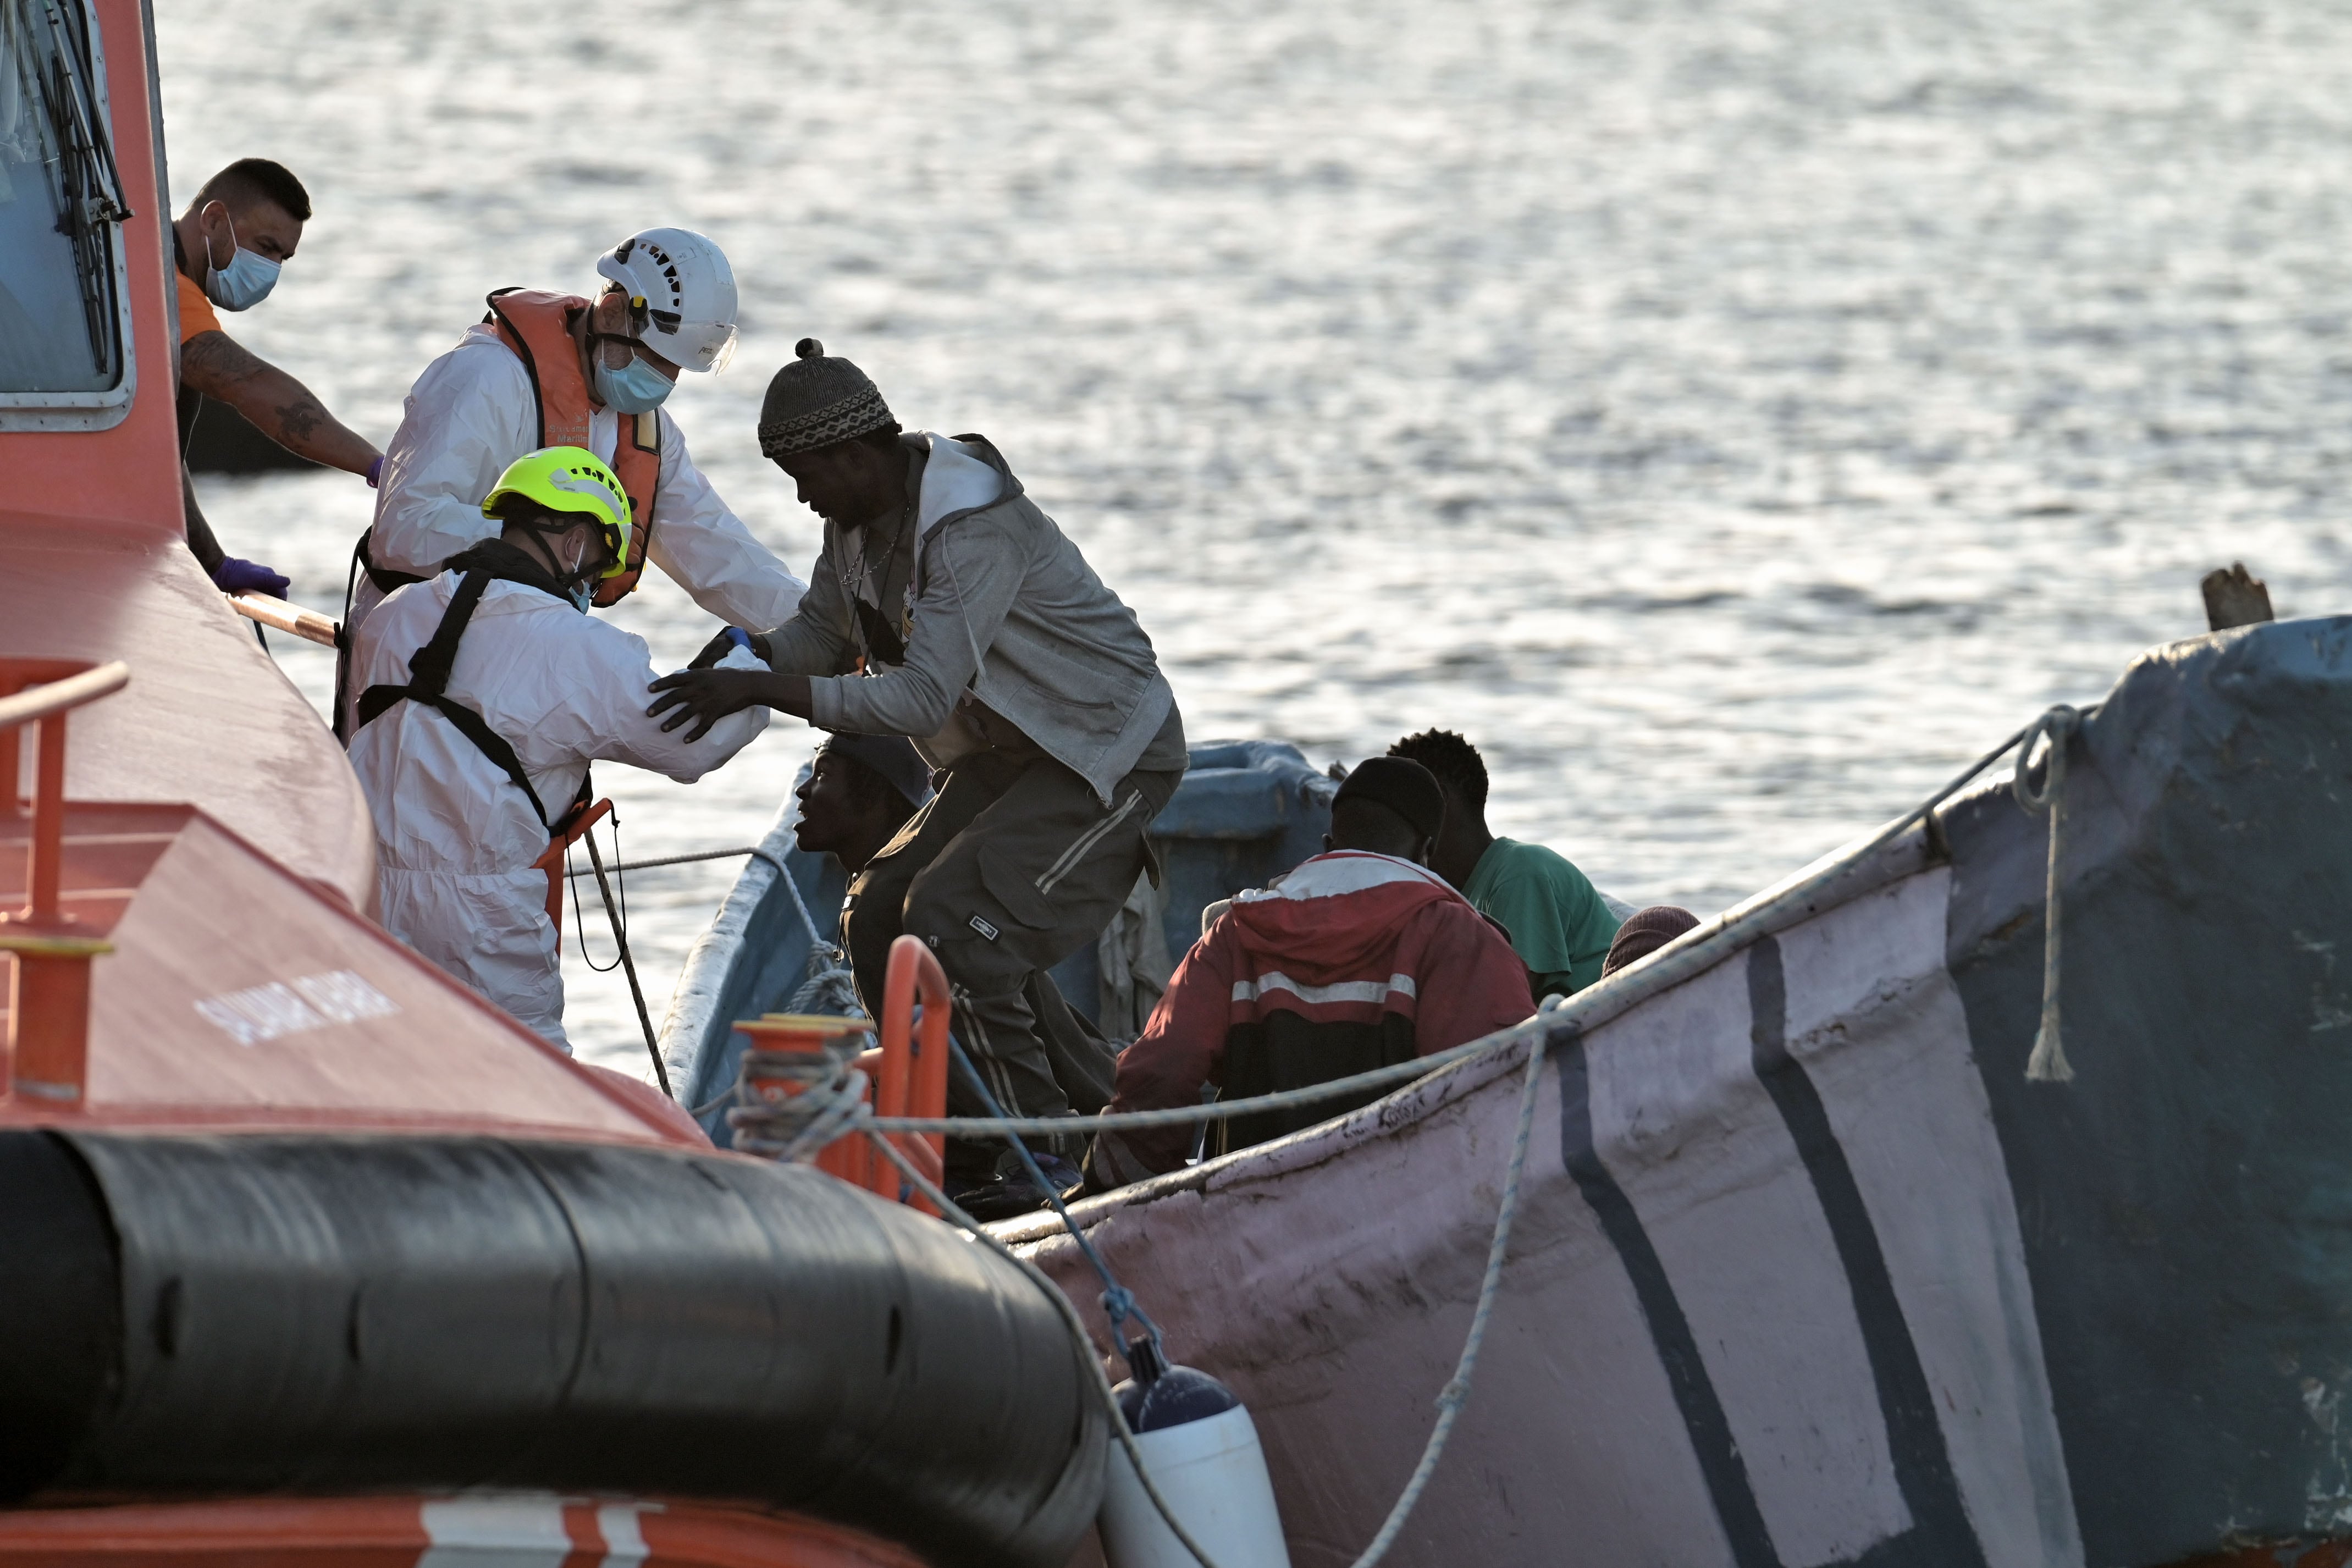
[
  {"x1": 1600, "y1": 905, "x2": 1701, "y2": 978},
  {"x1": 757, "y1": 338, "x2": 898, "y2": 459}
]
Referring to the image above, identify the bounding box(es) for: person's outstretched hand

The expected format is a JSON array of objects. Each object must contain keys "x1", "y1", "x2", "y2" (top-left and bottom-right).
[
  {"x1": 646, "y1": 668, "x2": 775, "y2": 742},
  {"x1": 212, "y1": 556, "x2": 291, "y2": 598},
  {"x1": 686, "y1": 626, "x2": 772, "y2": 669}
]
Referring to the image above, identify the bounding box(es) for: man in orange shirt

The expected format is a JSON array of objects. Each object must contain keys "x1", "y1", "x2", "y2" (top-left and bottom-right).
[{"x1": 173, "y1": 159, "x2": 379, "y2": 595}]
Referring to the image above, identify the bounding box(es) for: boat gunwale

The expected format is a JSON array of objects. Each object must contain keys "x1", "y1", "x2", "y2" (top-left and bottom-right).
[
  {"x1": 659, "y1": 790, "x2": 803, "y2": 1104},
  {"x1": 995, "y1": 782, "x2": 1990, "y2": 1246}
]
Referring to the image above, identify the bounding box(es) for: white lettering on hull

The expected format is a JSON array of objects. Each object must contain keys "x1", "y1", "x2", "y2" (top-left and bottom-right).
[{"x1": 194, "y1": 969, "x2": 400, "y2": 1045}]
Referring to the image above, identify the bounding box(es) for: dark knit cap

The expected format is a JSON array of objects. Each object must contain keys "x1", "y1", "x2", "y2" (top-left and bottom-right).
[
  {"x1": 818, "y1": 730, "x2": 933, "y2": 811},
  {"x1": 1600, "y1": 905, "x2": 1701, "y2": 978},
  {"x1": 758, "y1": 338, "x2": 898, "y2": 459},
  {"x1": 1332, "y1": 757, "x2": 1445, "y2": 844}
]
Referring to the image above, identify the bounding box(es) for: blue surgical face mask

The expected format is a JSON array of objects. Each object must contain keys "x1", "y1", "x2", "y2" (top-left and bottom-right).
[
  {"x1": 201, "y1": 209, "x2": 281, "y2": 312},
  {"x1": 593, "y1": 350, "x2": 675, "y2": 415},
  {"x1": 567, "y1": 582, "x2": 594, "y2": 613}
]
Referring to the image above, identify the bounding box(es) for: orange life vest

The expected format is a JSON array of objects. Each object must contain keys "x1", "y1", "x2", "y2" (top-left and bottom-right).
[{"x1": 483, "y1": 288, "x2": 659, "y2": 607}]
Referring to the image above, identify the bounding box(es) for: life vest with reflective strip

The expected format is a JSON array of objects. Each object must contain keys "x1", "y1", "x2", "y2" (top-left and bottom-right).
[{"x1": 483, "y1": 288, "x2": 660, "y2": 607}]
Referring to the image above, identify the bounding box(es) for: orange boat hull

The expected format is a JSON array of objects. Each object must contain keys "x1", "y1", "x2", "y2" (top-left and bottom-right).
[{"x1": 0, "y1": 1495, "x2": 922, "y2": 1567}]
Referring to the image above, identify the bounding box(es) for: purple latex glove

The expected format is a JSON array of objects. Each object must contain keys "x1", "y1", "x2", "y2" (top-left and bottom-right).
[
  {"x1": 365, "y1": 454, "x2": 384, "y2": 488},
  {"x1": 212, "y1": 556, "x2": 291, "y2": 598}
]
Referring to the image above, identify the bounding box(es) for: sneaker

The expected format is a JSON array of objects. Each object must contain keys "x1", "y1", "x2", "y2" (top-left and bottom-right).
[
  {"x1": 1029, "y1": 1152, "x2": 1085, "y2": 1199},
  {"x1": 949, "y1": 1150, "x2": 1086, "y2": 1222}
]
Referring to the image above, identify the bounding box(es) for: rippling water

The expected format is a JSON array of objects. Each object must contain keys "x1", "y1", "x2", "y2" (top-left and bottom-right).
[{"x1": 162, "y1": 0, "x2": 2352, "y2": 1074}]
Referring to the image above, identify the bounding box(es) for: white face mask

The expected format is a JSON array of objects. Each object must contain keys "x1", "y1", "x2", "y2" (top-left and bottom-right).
[
  {"x1": 201, "y1": 205, "x2": 281, "y2": 311},
  {"x1": 593, "y1": 350, "x2": 674, "y2": 414}
]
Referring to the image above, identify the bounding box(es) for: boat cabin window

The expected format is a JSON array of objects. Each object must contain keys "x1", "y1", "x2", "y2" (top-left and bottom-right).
[{"x1": 0, "y1": 0, "x2": 134, "y2": 427}]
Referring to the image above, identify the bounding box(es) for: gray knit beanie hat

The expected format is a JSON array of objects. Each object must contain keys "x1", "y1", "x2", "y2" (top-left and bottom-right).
[{"x1": 758, "y1": 338, "x2": 898, "y2": 459}]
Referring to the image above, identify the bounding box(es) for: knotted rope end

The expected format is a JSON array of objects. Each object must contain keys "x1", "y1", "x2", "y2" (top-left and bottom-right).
[
  {"x1": 2012, "y1": 704, "x2": 2080, "y2": 813},
  {"x1": 2025, "y1": 1019, "x2": 2074, "y2": 1083}
]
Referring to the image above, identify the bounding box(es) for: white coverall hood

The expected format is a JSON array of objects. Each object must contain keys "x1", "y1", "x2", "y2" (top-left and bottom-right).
[{"x1": 348, "y1": 572, "x2": 770, "y2": 1047}]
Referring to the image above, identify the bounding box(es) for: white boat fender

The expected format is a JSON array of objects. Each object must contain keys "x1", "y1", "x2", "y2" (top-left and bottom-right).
[{"x1": 1100, "y1": 1361, "x2": 1291, "y2": 1568}]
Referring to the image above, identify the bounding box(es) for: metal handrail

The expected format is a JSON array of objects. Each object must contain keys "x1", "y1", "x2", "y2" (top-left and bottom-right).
[
  {"x1": 228, "y1": 593, "x2": 339, "y2": 649},
  {"x1": 0, "y1": 656, "x2": 131, "y2": 1105},
  {"x1": 0, "y1": 660, "x2": 128, "y2": 734}
]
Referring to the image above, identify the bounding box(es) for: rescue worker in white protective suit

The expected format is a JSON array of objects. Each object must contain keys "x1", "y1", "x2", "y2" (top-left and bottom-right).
[
  {"x1": 345, "y1": 227, "x2": 804, "y2": 733},
  {"x1": 347, "y1": 446, "x2": 770, "y2": 1048}
]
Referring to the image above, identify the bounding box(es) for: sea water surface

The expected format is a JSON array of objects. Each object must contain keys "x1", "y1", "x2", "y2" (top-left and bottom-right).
[{"x1": 161, "y1": 0, "x2": 2352, "y2": 1074}]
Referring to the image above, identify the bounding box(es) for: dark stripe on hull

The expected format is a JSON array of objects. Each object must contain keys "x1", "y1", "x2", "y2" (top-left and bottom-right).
[
  {"x1": 1557, "y1": 1030, "x2": 1783, "y2": 1568},
  {"x1": 1747, "y1": 937, "x2": 1987, "y2": 1568}
]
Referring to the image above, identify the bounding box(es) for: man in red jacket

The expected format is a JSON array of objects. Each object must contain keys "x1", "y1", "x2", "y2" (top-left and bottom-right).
[{"x1": 1083, "y1": 757, "x2": 1535, "y2": 1189}]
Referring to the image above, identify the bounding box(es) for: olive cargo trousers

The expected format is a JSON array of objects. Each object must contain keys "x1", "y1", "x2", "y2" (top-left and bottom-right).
[{"x1": 842, "y1": 742, "x2": 1181, "y2": 1174}]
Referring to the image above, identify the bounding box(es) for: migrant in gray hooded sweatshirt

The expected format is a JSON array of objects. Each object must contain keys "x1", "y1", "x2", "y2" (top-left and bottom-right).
[{"x1": 761, "y1": 431, "x2": 1183, "y2": 803}]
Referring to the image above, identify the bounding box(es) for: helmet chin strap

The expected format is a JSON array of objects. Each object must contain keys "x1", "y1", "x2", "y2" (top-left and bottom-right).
[{"x1": 517, "y1": 519, "x2": 603, "y2": 592}]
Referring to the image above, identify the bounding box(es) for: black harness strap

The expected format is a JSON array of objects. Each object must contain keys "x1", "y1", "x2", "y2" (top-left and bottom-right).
[
  {"x1": 355, "y1": 570, "x2": 558, "y2": 830},
  {"x1": 354, "y1": 526, "x2": 428, "y2": 598}
]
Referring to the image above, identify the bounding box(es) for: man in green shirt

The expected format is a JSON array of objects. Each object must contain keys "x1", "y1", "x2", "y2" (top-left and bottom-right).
[{"x1": 1387, "y1": 730, "x2": 1623, "y2": 999}]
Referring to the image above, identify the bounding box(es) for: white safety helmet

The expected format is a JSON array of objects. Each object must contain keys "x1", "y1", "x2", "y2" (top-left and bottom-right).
[{"x1": 595, "y1": 227, "x2": 739, "y2": 373}]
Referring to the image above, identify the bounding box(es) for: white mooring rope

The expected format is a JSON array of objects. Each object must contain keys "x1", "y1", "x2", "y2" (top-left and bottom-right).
[{"x1": 2014, "y1": 704, "x2": 2083, "y2": 1083}]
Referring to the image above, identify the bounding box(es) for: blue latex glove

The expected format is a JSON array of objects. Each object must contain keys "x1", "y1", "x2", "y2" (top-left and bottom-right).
[{"x1": 212, "y1": 556, "x2": 291, "y2": 598}]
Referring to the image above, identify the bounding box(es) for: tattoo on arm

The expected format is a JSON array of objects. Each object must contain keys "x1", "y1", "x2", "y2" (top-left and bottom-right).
[
  {"x1": 274, "y1": 397, "x2": 324, "y2": 443},
  {"x1": 183, "y1": 329, "x2": 373, "y2": 471},
  {"x1": 177, "y1": 329, "x2": 269, "y2": 398}
]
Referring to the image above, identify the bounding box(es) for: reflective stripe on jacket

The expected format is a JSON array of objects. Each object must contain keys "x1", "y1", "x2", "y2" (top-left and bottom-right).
[{"x1": 1092, "y1": 851, "x2": 1536, "y2": 1178}]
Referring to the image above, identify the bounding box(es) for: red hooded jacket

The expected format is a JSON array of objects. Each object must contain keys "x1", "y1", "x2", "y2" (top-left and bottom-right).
[{"x1": 1092, "y1": 851, "x2": 1534, "y2": 1183}]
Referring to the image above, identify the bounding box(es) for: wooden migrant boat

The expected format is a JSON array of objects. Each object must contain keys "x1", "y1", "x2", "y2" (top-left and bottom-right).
[
  {"x1": 676, "y1": 615, "x2": 2352, "y2": 1564},
  {"x1": 0, "y1": 4, "x2": 1106, "y2": 1563},
  {"x1": 996, "y1": 619, "x2": 2352, "y2": 1568}
]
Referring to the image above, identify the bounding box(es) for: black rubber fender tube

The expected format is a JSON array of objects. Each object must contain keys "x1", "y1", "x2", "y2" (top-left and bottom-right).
[
  {"x1": 5, "y1": 1131, "x2": 1102, "y2": 1568},
  {"x1": 0, "y1": 1131, "x2": 121, "y2": 1501}
]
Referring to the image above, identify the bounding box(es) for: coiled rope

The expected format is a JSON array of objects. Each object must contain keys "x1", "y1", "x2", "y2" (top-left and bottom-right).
[
  {"x1": 728, "y1": 1040, "x2": 873, "y2": 1162},
  {"x1": 686, "y1": 849, "x2": 862, "y2": 1120},
  {"x1": 2014, "y1": 704, "x2": 2083, "y2": 1083}
]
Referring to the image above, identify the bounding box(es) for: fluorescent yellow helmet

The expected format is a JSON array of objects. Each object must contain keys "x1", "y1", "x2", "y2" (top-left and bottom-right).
[{"x1": 479, "y1": 445, "x2": 633, "y2": 580}]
